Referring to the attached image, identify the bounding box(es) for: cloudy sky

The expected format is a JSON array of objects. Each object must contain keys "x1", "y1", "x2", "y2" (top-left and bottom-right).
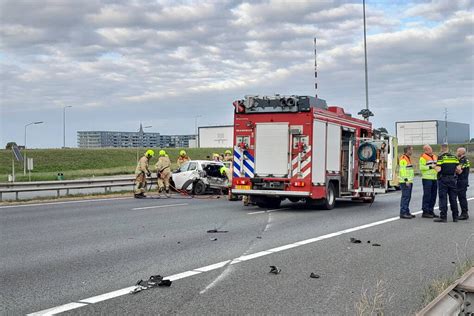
[{"x1": 0, "y1": 0, "x2": 473, "y2": 148}]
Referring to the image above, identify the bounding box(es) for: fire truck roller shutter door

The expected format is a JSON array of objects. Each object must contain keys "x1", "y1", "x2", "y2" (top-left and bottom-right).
[
  {"x1": 312, "y1": 120, "x2": 326, "y2": 184},
  {"x1": 255, "y1": 123, "x2": 289, "y2": 177},
  {"x1": 326, "y1": 124, "x2": 342, "y2": 173}
]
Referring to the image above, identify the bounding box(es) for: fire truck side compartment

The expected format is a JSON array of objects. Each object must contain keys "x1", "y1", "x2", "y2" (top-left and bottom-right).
[{"x1": 312, "y1": 120, "x2": 326, "y2": 184}]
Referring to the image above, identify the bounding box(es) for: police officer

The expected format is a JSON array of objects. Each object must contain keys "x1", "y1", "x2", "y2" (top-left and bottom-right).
[
  {"x1": 399, "y1": 146, "x2": 415, "y2": 219},
  {"x1": 434, "y1": 144, "x2": 460, "y2": 223},
  {"x1": 456, "y1": 147, "x2": 470, "y2": 220}
]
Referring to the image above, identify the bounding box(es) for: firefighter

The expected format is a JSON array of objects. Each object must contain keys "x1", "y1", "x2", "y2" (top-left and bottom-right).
[
  {"x1": 177, "y1": 150, "x2": 190, "y2": 167},
  {"x1": 220, "y1": 165, "x2": 231, "y2": 182},
  {"x1": 134, "y1": 149, "x2": 154, "y2": 198},
  {"x1": 224, "y1": 149, "x2": 233, "y2": 162},
  {"x1": 212, "y1": 153, "x2": 221, "y2": 162},
  {"x1": 155, "y1": 150, "x2": 172, "y2": 195},
  {"x1": 419, "y1": 145, "x2": 439, "y2": 218},
  {"x1": 434, "y1": 144, "x2": 460, "y2": 223},
  {"x1": 399, "y1": 146, "x2": 415, "y2": 219},
  {"x1": 456, "y1": 147, "x2": 470, "y2": 220}
]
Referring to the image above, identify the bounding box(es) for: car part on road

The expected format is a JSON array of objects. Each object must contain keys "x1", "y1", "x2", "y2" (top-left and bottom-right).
[
  {"x1": 207, "y1": 229, "x2": 229, "y2": 233},
  {"x1": 130, "y1": 275, "x2": 172, "y2": 294},
  {"x1": 210, "y1": 237, "x2": 218, "y2": 241},
  {"x1": 310, "y1": 273, "x2": 320, "y2": 279},
  {"x1": 269, "y1": 266, "x2": 281, "y2": 274},
  {"x1": 350, "y1": 237, "x2": 362, "y2": 244}
]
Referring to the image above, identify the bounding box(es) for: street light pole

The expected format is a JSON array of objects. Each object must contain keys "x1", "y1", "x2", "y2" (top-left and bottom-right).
[
  {"x1": 24, "y1": 121, "x2": 44, "y2": 175},
  {"x1": 63, "y1": 106, "x2": 72, "y2": 148},
  {"x1": 194, "y1": 115, "x2": 202, "y2": 147}
]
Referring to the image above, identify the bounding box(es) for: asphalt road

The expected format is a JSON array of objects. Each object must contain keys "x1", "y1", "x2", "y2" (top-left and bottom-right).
[{"x1": 1, "y1": 178, "x2": 473, "y2": 315}]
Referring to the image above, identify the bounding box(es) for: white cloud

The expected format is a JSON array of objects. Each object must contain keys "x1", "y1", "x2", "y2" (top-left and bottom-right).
[{"x1": 0, "y1": 0, "x2": 472, "y2": 148}]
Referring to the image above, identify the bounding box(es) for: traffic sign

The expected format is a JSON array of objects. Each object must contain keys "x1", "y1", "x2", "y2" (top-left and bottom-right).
[{"x1": 12, "y1": 145, "x2": 23, "y2": 161}]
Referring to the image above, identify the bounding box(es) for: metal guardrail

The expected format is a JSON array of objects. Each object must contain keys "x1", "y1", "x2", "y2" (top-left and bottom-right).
[
  {"x1": 417, "y1": 267, "x2": 474, "y2": 316},
  {"x1": 0, "y1": 176, "x2": 157, "y2": 201}
]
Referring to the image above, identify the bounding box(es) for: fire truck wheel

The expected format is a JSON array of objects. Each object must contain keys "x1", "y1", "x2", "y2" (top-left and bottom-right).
[
  {"x1": 322, "y1": 182, "x2": 336, "y2": 210},
  {"x1": 193, "y1": 180, "x2": 207, "y2": 195}
]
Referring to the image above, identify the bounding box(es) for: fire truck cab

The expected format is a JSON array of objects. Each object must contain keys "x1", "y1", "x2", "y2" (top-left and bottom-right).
[{"x1": 231, "y1": 95, "x2": 398, "y2": 209}]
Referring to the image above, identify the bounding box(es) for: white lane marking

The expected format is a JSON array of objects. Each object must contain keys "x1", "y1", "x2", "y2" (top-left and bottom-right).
[
  {"x1": 167, "y1": 270, "x2": 202, "y2": 281},
  {"x1": 29, "y1": 197, "x2": 474, "y2": 315},
  {"x1": 266, "y1": 244, "x2": 300, "y2": 252},
  {"x1": 27, "y1": 302, "x2": 88, "y2": 315},
  {"x1": 0, "y1": 197, "x2": 132, "y2": 209},
  {"x1": 194, "y1": 260, "x2": 231, "y2": 272},
  {"x1": 230, "y1": 251, "x2": 273, "y2": 264},
  {"x1": 247, "y1": 208, "x2": 288, "y2": 215},
  {"x1": 131, "y1": 203, "x2": 189, "y2": 211},
  {"x1": 79, "y1": 287, "x2": 136, "y2": 304}
]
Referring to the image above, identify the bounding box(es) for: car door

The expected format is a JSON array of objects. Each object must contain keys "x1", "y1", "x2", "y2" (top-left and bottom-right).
[{"x1": 172, "y1": 162, "x2": 190, "y2": 189}]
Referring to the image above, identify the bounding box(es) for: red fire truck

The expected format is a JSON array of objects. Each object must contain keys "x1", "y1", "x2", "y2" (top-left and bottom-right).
[{"x1": 231, "y1": 95, "x2": 398, "y2": 209}]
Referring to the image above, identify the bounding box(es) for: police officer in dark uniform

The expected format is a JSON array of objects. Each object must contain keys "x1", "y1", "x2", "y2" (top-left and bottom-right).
[
  {"x1": 434, "y1": 144, "x2": 460, "y2": 223},
  {"x1": 456, "y1": 147, "x2": 470, "y2": 220}
]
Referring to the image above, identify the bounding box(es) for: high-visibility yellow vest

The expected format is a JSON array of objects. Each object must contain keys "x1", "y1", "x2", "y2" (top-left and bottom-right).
[
  {"x1": 419, "y1": 153, "x2": 438, "y2": 180},
  {"x1": 399, "y1": 154, "x2": 414, "y2": 183}
]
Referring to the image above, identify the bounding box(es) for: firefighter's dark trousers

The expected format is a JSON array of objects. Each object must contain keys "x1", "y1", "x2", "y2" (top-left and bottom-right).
[{"x1": 438, "y1": 176, "x2": 459, "y2": 219}]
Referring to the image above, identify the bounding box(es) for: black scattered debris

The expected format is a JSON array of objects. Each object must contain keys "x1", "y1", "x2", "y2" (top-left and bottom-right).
[
  {"x1": 269, "y1": 266, "x2": 281, "y2": 274},
  {"x1": 451, "y1": 261, "x2": 456, "y2": 264},
  {"x1": 310, "y1": 273, "x2": 320, "y2": 279},
  {"x1": 367, "y1": 240, "x2": 371, "y2": 244},
  {"x1": 158, "y1": 279, "x2": 172, "y2": 287},
  {"x1": 177, "y1": 241, "x2": 181, "y2": 244},
  {"x1": 207, "y1": 229, "x2": 228, "y2": 233},
  {"x1": 350, "y1": 237, "x2": 362, "y2": 244},
  {"x1": 130, "y1": 275, "x2": 172, "y2": 294},
  {"x1": 372, "y1": 243, "x2": 381, "y2": 247},
  {"x1": 210, "y1": 237, "x2": 218, "y2": 241},
  {"x1": 256, "y1": 236, "x2": 262, "y2": 239}
]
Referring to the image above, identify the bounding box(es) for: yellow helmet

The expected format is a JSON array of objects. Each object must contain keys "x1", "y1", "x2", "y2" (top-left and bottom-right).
[
  {"x1": 180, "y1": 150, "x2": 186, "y2": 156},
  {"x1": 220, "y1": 166, "x2": 228, "y2": 175},
  {"x1": 145, "y1": 149, "x2": 155, "y2": 157},
  {"x1": 159, "y1": 150, "x2": 166, "y2": 156},
  {"x1": 225, "y1": 150, "x2": 232, "y2": 155}
]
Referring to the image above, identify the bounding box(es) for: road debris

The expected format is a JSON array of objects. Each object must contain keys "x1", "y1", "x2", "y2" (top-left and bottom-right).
[
  {"x1": 372, "y1": 243, "x2": 381, "y2": 247},
  {"x1": 256, "y1": 236, "x2": 262, "y2": 239},
  {"x1": 269, "y1": 266, "x2": 281, "y2": 274},
  {"x1": 367, "y1": 240, "x2": 371, "y2": 244},
  {"x1": 350, "y1": 237, "x2": 362, "y2": 244},
  {"x1": 210, "y1": 237, "x2": 218, "y2": 241},
  {"x1": 310, "y1": 273, "x2": 320, "y2": 279},
  {"x1": 130, "y1": 275, "x2": 172, "y2": 294},
  {"x1": 207, "y1": 229, "x2": 228, "y2": 233}
]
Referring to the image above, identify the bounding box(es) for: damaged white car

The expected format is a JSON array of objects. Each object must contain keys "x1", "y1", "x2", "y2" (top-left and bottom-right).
[{"x1": 171, "y1": 160, "x2": 230, "y2": 195}]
